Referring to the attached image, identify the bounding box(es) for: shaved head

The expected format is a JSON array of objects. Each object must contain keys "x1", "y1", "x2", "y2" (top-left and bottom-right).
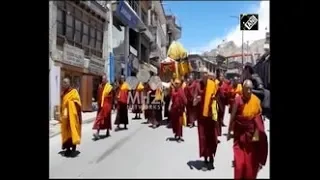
[
  {"x1": 242, "y1": 79, "x2": 253, "y2": 99},
  {"x1": 102, "y1": 75, "x2": 107, "y2": 83},
  {"x1": 243, "y1": 79, "x2": 253, "y2": 88},
  {"x1": 62, "y1": 77, "x2": 71, "y2": 90}
]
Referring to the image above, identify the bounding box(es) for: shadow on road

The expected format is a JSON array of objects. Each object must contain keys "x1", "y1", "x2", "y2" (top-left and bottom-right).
[
  {"x1": 114, "y1": 127, "x2": 128, "y2": 132},
  {"x1": 187, "y1": 160, "x2": 208, "y2": 171},
  {"x1": 58, "y1": 150, "x2": 80, "y2": 158},
  {"x1": 166, "y1": 137, "x2": 177, "y2": 142}
]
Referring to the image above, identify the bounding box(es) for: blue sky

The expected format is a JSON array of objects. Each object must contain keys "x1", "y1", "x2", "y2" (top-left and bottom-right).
[{"x1": 164, "y1": 1, "x2": 269, "y2": 54}]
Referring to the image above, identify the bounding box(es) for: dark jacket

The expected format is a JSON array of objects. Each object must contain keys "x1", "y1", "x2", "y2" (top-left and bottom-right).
[
  {"x1": 251, "y1": 73, "x2": 265, "y2": 101},
  {"x1": 251, "y1": 73, "x2": 270, "y2": 118}
]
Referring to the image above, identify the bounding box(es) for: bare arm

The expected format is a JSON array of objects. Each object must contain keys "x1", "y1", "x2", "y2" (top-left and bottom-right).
[{"x1": 228, "y1": 101, "x2": 238, "y2": 133}]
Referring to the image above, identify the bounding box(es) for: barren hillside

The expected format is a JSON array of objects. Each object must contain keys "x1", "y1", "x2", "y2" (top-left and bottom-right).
[{"x1": 202, "y1": 38, "x2": 266, "y2": 57}]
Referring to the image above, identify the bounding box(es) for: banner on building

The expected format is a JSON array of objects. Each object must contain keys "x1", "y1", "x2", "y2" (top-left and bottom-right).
[{"x1": 63, "y1": 44, "x2": 85, "y2": 68}]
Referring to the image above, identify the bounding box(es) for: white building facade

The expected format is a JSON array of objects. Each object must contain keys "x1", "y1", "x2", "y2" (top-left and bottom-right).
[{"x1": 49, "y1": 1, "x2": 109, "y2": 120}]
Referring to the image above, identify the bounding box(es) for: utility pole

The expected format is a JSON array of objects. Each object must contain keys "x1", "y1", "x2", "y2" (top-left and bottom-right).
[
  {"x1": 241, "y1": 30, "x2": 244, "y2": 66},
  {"x1": 230, "y1": 15, "x2": 244, "y2": 68},
  {"x1": 106, "y1": 2, "x2": 113, "y2": 82}
]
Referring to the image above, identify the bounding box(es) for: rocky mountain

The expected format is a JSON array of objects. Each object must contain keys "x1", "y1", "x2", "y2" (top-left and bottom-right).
[{"x1": 202, "y1": 38, "x2": 266, "y2": 58}]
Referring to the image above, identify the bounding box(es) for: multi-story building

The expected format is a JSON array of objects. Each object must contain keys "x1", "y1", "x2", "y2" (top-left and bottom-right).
[
  {"x1": 188, "y1": 54, "x2": 217, "y2": 79},
  {"x1": 166, "y1": 15, "x2": 181, "y2": 51},
  {"x1": 111, "y1": 0, "x2": 157, "y2": 77},
  {"x1": 148, "y1": 1, "x2": 168, "y2": 74},
  {"x1": 49, "y1": 1, "x2": 109, "y2": 120}
]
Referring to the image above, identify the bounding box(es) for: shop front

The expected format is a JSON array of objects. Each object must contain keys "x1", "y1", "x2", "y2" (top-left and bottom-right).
[
  {"x1": 87, "y1": 56, "x2": 105, "y2": 112},
  {"x1": 113, "y1": 0, "x2": 145, "y2": 77},
  {"x1": 60, "y1": 44, "x2": 105, "y2": 112}
]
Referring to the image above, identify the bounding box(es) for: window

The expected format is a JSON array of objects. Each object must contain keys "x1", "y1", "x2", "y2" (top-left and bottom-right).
[
  {"x1": 90, "y1": 27, "x2": 96, "y2": 48},
  {"x1": 90, "y1": 19, "x2": 96, "y2": 28},
  {"x1": 57, "y1": 9, "x2": 64, "y2": 22},
  {"x1": 66, "y1": 14, "x2": 73, "y2": 27},
  {"x1": 75, "y1": 8, "x2": 82, "y2": 19},
  {"x1": 75, "y1": 31, "x2": 81, "y2": 43},
  {"x1": 57, "y1": 9, "x2": 65, "y2": 36},
  {"x1": 97, "y1": 22, "x2": 103, "y2": 31},
  {"x1": 97, "y1": 31, "x2": 102, "y2": 41},
  {"x1": 57, "y1": 22, "x2": 65, "y2": 35},
  {"x1": 82, "y1": 23, "x2": 89, "y2": 45},
  {"x1": 96, "y1": 31, "x2": 103, "y2": 50},
  {"x1": 75, "y1": 19, "x2": 81, "y2": 30},
  {"x1": 96, "y1": 41, "x2": 102, "y2": 50},
  {"x1": 75, "y1": 19, "x2": 82, "y2": 43},
  {"x1": 66, "y1": 26, "x2": 73, "y2": 40},
  {"x1": 66, "y1": 3, "x2": 74, "y2": 14},
  {"x1": 56, "y1": 2, "x2": 104, "y2": 58}
]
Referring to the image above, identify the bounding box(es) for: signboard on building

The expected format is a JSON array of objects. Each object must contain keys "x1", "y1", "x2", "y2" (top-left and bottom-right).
[
  {"x1": 63, "y1": 44, "x2": 85, "y2": 68},
  {"x1": 116, "y1": 0, "x2": 138, "y2": 29},
  {"x1": 89, "y1": 56, "x2": 105, "y2": 75}
]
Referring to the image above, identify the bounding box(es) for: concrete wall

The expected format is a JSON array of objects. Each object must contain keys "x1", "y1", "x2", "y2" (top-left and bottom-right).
[{"x1": 49, "y1": 1, "x2": 61, "y2": 120}]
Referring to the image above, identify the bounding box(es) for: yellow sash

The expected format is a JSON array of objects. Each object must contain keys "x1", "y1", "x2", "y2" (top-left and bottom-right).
[
  {"x1": 61, "y1": 89, "x2": 82, "y2": 145},
  {"x1": 202, "y1": 79, "x2": 217, "y2": 117},
  {"x1": 101, "y1": 83, "x2": 113, "y2": 107}
]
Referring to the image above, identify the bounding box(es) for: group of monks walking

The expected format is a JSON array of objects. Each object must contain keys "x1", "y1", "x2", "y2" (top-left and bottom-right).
[{"x1": 58, "y1": 65, "x2": 268, "y2": 179}]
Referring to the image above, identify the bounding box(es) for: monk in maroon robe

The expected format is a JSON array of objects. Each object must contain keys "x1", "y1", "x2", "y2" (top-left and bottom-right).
[
  {"x1": 216, "y1": 74, "x2": 231, "y2": 136},
  {"x1": 197, "y1": 73, "x2": 219, "y2": 170},
  {"x1": 132, "y1": 82, "x2": 144, "y2": 119},
  {"x1": 227, "y1": 79, "x2": 268, "y2": 179},
  {"x1": 185, "y1": 75, "x2": 200, "y2": 128},
  {"x1": 148, "y1": 88, "x2": 163, "y2": 128},
  {"x1": 114, "y1": 76, "x2": 129, "y2": 130},
  {"x1": 92, "y1": 75, "x2": 113, "y2": 139},
  {"x1": 169, "y1": 79, "x2": 187, "y2": 142},
  {"x1": 143, "y1": 83, "x2": 152, "y2": 123}
]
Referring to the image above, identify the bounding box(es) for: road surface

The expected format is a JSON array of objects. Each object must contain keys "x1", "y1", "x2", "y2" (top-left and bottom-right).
[{"x1": 50, "y1": 108, "x2": 270, "y2": 178}]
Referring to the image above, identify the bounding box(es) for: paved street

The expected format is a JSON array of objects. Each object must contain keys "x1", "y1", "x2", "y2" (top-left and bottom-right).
[{"x1": 50, "y1": 108, "x2": 270, "y2": 178}]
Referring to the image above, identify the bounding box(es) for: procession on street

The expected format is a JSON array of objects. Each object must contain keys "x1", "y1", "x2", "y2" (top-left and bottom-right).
[{"x1": 55, "y1": 41, "x2": 270, "y2": 179}]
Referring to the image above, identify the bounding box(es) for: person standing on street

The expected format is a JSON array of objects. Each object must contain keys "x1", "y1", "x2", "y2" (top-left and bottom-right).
[
  {"x1": 216, "y1": 74, "x2": 230, "y2": 135},
  {"x1": 149, "y1": 87, "x2": 163, "y2": 128},
  {"x1": 132, "y1": 82, "x2": 144, "y2": 119},
  {"x1": 227, "y1": 79, "x2": 268, "y2": 179},
  {"x1": 229, "y1": 77, "x2": 242, "y2": 114},
  {"x1": 92, "y1": 75, "x2": 113, "y2": 140},
  {"x1": 114, "y1": 75, "x2": 130, "y2": 130},
  {"x1": 60, "y1": 77, "x2": 82, "y2": 157},
  {"x1": 197, "y1": 72, "x2": 219, "y2": 170},
  {"x1": 241, "y1": 65, "x2": 270, "y2": 119},
  {"x1": 169, "y1": 78, "x2": 187, "y2": 142},
  {"x1": 184, "y1": 74, "x2": 200, "y2": 128}
]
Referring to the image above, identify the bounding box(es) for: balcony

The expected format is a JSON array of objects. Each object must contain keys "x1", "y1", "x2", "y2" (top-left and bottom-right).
[{"x1": 166, "y1": 15, "x2": 181, "y2": 41}]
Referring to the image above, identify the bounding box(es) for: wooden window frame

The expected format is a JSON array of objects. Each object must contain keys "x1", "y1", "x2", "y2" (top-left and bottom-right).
[{"x1": 56, "y1": 1, "x2": 104, "y2": 58}]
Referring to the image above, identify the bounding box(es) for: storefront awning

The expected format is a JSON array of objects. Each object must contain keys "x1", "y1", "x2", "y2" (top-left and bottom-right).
[{"x1": 114, "y1": 1, "x2": 145, "y2": 32}]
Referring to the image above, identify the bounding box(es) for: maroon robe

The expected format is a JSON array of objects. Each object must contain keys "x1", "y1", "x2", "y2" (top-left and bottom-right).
[
  {"x1": 132, "y1": 88, "x2": 143, "y2": 114},
  {"x1": 93, "y1": 83, "x2": 112, "y2": 130},
  {"x1": 115, "y1": 83, "x2": 129, "y2": 125},
  {"x1": 144, "y1": 85, "x2": 152, "y2": 121},
  {"x1": 96, "y1": 83, "x2": 104, "y2": 116},
  {"x1": 216, "y1": 81, "x2": 231, "y2": 136},
  {"x1": 170, "y1": 87, "x2": 187, "y2": 137},
  {"x1": 197, "y1": 80, "x2": 218, "y2": 159},
  {"x1": 233, "y1": 95, "x2": 268, "y2": 179},
  {"x1": 184, "y1": 80, "x2": 200, "y2": 125}
]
